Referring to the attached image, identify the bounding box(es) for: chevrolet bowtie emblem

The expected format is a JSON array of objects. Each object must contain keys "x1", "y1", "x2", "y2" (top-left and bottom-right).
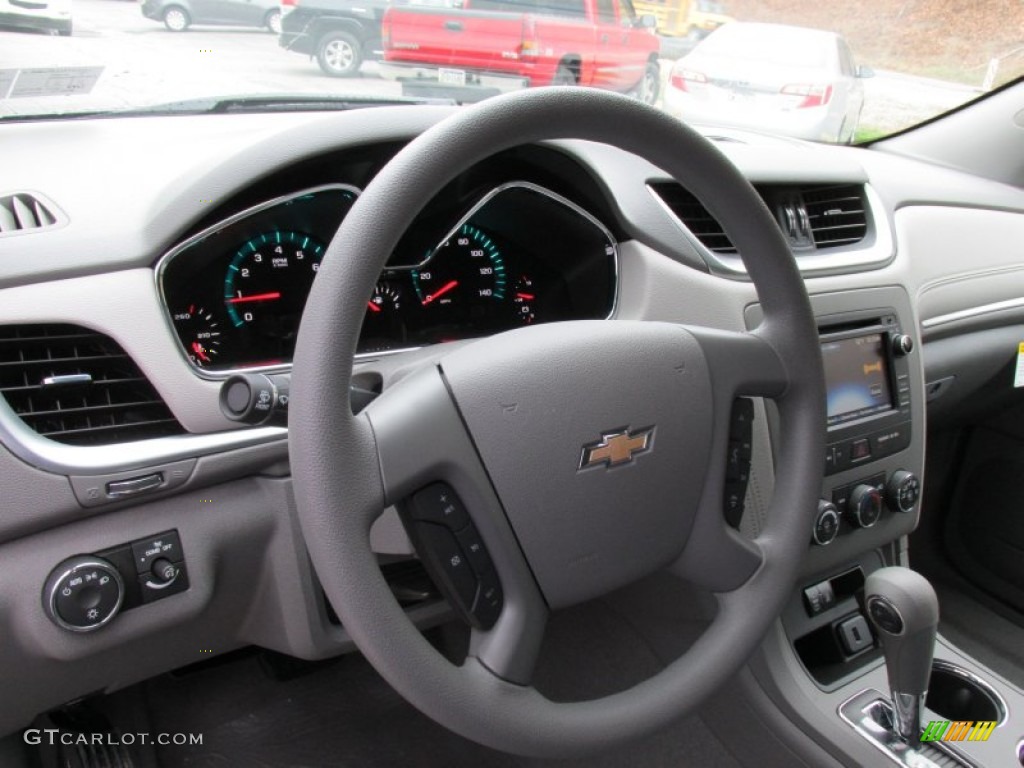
[{"x1": 579, "y1": 427, "x2": 654, "y2": 470}]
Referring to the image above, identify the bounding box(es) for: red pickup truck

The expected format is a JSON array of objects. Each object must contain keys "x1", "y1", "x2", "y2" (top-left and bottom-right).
[{"x1": 379, "y1": 0, "x2": 661, "y2": 103}]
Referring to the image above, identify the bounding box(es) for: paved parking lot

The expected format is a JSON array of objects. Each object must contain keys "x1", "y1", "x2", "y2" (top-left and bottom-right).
[
  {"x1": 0, "y1": 0, "x2": 398, "y2": 116},
  {"x1": 1, "y1": 0, "x2": 978, "y2": 131}
]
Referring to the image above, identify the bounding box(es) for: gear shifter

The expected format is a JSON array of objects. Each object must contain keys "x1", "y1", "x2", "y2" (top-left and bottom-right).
[{"x1": 864, "y1": 567, "x2": 939, "y2": 742}]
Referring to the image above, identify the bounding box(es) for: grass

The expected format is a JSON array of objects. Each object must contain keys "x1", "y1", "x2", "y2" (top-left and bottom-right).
[{"x1": 854, "y1": 125, "x2": 890, "y2": 144}]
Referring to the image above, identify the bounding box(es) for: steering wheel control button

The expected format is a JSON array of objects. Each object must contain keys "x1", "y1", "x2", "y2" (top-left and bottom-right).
[
  {"x1": 837, "y1": 614, "x2": 874, "y2": 656},
  {"x1": 472, "y1": 569, "x2": 503, "y2": 630},
  {"x1": 454, "y1": 526, "x2": 494, "y2": 578},
  {"x1": 812, "y1": 500, "x2": 840, "y2": 546},
  {"x1": 866, "y1": 595, "x2": 904, "y2": 635},
  {"x1": 729, "y1": 397, "x2": 754, "y2": 440},
  {"x1": 847, "y1": 483, "x2": 883, "y2": 528},
  {"x1": 409, "y1": 483, "x2": 470, "y2": 531},
  {"x1": 885, "y1": 470, "x2": 920, "y2": 513},
  {"x1": 414, "y1": 522, "x2": 479, "y2": 614},
  {"x1": 44, "y1": 556, "x2": 125, "y2": 632},
  {"x1": 723, "y1": 398, "x2": 754, "y2": 528}
]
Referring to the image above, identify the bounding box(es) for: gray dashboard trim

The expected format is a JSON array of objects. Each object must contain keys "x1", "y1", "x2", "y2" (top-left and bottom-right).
[
  {"x1": 921, "y1": 297, "x2": 1024, "y2": 330},
  {"x1": 0, "y1": 392, "x2": 285, "y2": 475}
]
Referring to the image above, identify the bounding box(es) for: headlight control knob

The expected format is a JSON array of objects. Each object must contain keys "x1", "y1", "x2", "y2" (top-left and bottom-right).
[
  {"x1": 847, "y1": 484, "x2": 883, "y2": 529},
  {"x1": 43, "y1": 555, "x2": 124, "y2": 633}
]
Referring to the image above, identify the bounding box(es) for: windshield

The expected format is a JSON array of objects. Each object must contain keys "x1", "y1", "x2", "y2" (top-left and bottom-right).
[{"x1": 0, "y1": 0, "x2": 1020, "y2": 143}]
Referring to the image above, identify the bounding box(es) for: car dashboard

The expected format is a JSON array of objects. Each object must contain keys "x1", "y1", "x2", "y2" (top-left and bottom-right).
[{"x1": 1, "y1": 97, "x2": 1024, "y2": 761}]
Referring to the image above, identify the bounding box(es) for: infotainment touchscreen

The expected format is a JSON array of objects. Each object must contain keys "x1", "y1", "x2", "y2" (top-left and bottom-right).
[{"x1": 822, "y1": 332, "x2": 894, "y2": 427}]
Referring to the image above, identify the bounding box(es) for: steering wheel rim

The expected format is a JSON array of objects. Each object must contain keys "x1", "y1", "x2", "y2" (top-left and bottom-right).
[{"x1": 290, "y1": 88, "x2": 825, "y2": 758}]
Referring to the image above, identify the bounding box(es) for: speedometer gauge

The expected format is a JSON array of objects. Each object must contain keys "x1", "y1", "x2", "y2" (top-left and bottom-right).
[
  {"x1": 223, "y1": 231, "x2": 325, "y2": 327},
  {"x1": 412, "y1": 224, "x2": 507, "y2": 308}
]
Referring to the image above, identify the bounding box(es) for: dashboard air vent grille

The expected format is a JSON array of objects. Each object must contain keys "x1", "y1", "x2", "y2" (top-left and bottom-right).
[
  {"x1": 0, "y1": 324, "x2": 185, "y2": 445},
  {"x1": 0, "y1": 192, "x2": 62, "y2": 235},
  {"x1": 649, "y1": 182, "x2": 736, "y2": 254},
  {"x1": 803, "y1": 184, "x2": 868, "y2": 248}
]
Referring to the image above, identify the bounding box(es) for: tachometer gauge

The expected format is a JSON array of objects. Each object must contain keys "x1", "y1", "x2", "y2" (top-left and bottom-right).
[
  {"x1": 412, "y1": 224, "x2": 507, "y2": 309},
  {"x1": 223, "y1": 231, "x2": 324, "y2": 327},
  {"x1": 171, "y1": 305, "x2": 222, "y2": 368}
]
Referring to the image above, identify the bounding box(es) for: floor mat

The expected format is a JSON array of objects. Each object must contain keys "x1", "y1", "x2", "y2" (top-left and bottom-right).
[{"x1": 145, "y1": 596, "x2": 742, "y2": 768}]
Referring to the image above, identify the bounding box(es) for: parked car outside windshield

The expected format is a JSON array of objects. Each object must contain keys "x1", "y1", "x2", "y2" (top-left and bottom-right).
[{"x1": 663, "y1": 22, "x2": 870, "y2": 143}]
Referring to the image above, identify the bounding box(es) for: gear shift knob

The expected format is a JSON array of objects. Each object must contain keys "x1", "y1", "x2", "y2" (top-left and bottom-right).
[{"x1": 864, "y1": 567, "x2": 939, "y2": 742}]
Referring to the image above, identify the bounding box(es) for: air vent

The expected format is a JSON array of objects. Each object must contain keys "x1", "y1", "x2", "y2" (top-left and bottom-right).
[
  {"x1": 0, "y1": 192, "x2": 63, "y2": 236},
  {"x1": 649, "y1": 182, "x2": 736, "y2": 254},
  {"x1": 803, "y1": 184, "x2": 868, "y2": 248},
  {"x1": 651, "y1": 182, "x2": 869, "y2": 256},
  {"x1": 0, "y1": 324, "x2": 185, "y2": 446}
]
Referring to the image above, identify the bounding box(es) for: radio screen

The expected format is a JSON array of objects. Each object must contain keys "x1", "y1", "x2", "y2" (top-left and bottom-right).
[{"x1": 822, "y1": 332, "x2": 894, "y2": 427}]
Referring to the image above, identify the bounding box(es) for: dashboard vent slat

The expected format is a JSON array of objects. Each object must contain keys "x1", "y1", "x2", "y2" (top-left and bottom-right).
[
  {"x1": 0, "y1": 192, "x2": 64, "y2": 236},
  {"x1": 803, "y1": 184, "x2": 869, "y2": 248},
  {"x1": 649, "y1": 182, "x2": 737, "y2": 254},
  {"x1": 0, "y1": 324, "x2": 186, "y2": 446}
]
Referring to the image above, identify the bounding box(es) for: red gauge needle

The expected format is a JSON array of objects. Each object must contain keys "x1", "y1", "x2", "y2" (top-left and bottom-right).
[
  {"x1": 225, "y1": 291, "x2": 281, "y2": 304},
  {"x1": 516, "y1": 293, "x2": 535, "y2": 301},
  {"x1": 421, "y1": 280, "x2": 458, "y2": 306},
  {"x1": 366, "y1": 300, "x2": 382, "y2": 313},
  {"x1": 191, "y1": 342, "x2": 211, "y2": 363}
]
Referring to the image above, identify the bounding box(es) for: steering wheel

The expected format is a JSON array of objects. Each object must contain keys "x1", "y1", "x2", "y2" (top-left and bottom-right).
[{"x1": 289, "y1": 87, "x2": 825, "y2": 758}]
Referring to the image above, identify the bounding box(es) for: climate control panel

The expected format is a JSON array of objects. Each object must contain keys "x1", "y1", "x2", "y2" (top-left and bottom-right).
[{"x1": 813, "y1": 470, "x2": 919, "y2": 546}]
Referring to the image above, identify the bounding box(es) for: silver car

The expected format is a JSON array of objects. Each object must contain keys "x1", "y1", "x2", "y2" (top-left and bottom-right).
[{"x1": 663, "y1": 22, "x2": 872, "y2": 143}]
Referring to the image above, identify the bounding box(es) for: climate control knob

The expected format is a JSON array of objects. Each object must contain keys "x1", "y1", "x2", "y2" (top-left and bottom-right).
[
  {"x1": 43, "y1": 555, "x2": 124, "y2": 632},
  {"x1": 812, "y1": 500, "x2": 840, "y2": 546},
  {"x1": 886, "y1": 470, "x2": 921, "y2": 513},
  {"x1": 847, "y1": 484, "x2": 883, "y2": 528}
]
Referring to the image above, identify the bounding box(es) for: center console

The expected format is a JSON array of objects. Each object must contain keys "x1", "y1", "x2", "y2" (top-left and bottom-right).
[{"x1": 731, "y1": 286, "x2": 1024, "y2": 768}]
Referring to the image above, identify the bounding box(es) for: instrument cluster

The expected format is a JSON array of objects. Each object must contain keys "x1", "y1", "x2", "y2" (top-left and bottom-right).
[{"x1": 158, "y1": 182, "x2": 617, "y2": 374}]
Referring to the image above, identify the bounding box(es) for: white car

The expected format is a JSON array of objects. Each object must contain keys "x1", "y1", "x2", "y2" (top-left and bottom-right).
[
  {"x1": 0, "y1": 0, "x2": 71, "y2": 35},
  {"x1": 664, "y1": 22, "x2": 872, "y2": 143}
]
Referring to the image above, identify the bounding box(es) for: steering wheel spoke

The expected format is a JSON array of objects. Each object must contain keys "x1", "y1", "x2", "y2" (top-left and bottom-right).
[
  {"x1": 686, "y1": 327, "x2": 789, "y2": 400},
  {"x1": 365, "y1": 363, "x2": 549, "y2": 685}
]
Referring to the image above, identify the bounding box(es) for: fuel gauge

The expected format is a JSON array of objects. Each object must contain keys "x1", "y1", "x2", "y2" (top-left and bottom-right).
[
  {"x1": 360, "y1": 282, "x2": 408, "y2": 353},
  {"x1": 172, "y1": 305, "x2": 223, "y2": 368}
]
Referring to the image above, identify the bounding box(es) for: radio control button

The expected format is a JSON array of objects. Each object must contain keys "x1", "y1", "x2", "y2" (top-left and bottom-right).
[{"x1": 891, "y1": 334, "x2": 914, "y2": 357}]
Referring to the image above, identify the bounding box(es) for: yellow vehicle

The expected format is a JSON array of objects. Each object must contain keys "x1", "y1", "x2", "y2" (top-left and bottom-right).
[{"x1": 631, "y1": 0, "x2": 732, "y2": 39}]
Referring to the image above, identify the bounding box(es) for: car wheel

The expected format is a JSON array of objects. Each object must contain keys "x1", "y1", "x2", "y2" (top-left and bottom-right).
[
  {"x1": 631, "y1": 61, "x2": 659, "y2": 105},
  {"x1": 551, "y1": 64, "x2": 577, "y2": 86},
  {"x1": 265, "y1": 9, "x2": 281, "y2": 34},
  {"x1": 162, "y1": 5, "x2": 189, "y2": 31},
  {"x1": 316, "y1": 30, "x2": 362, "y2": 77}
]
